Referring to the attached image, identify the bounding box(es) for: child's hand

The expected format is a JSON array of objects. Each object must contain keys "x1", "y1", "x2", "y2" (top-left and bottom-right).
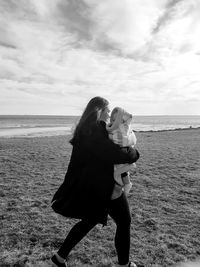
[
  {"x1": 129, "y1": 163, "x2": 136, "y2": 171},
  {"x1": 124, "y1": 182, "x2": 132, "y2": 195}
]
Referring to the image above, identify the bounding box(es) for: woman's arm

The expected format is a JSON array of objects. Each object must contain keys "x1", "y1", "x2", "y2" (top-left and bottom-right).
[{"x1": 84, "y1": 126, "x2": 140, "y2": 164}]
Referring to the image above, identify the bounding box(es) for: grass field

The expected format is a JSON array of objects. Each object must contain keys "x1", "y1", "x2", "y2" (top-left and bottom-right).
[{"x1": 0, "y1": 129, "x2": 200, "y2": 267}]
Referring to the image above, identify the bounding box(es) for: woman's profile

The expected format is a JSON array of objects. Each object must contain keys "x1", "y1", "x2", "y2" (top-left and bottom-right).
[{"x1": 51, "y1": 96, "x2": 141, "y2": 267}]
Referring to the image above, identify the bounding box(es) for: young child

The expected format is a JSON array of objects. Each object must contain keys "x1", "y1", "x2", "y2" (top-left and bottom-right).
[{"x1": 106, "y1": 107, "x2": 137, "y2": 197}]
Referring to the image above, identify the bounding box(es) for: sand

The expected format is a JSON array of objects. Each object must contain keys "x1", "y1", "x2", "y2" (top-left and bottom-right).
[{"x1": 0, "y1": 129, "x2": 200, "y2": 267}]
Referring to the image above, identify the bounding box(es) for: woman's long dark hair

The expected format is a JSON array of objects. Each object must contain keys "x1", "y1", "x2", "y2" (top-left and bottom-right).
[{"x1": 70, "y1": 96, "x2": 109, "y2": 145}]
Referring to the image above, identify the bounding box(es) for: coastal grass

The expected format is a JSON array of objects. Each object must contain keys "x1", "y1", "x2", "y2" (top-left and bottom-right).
[{"x1": 0, "y1": 129, "x2": 200, "y2": 267}]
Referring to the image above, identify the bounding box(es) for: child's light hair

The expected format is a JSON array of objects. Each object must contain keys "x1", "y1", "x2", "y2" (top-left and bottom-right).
[
  {"x1": 110, "y1": 107, "x2": 121, "y2": 123},
  {"x1": 107, "y1": 107, "x2": 132, "y2": 132}
]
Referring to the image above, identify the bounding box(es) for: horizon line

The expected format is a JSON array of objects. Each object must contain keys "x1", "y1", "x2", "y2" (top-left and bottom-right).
[{"x1": 0, "y1": 114, "x2": 200, "y2": 117}]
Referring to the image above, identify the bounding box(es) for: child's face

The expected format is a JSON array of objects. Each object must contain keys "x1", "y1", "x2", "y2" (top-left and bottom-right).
[{"x1": 122, "y1": 112, "x2": 132, "y2": 123}]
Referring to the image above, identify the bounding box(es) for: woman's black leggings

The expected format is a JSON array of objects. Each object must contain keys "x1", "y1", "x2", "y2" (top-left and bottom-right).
[{"x1": 57, "y1": 193, "x2": 131, "y2": 265}]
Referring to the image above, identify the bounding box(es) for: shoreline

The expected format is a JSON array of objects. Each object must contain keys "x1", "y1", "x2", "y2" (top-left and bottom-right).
[{"x1": 135, "y1": 125, "x2": 200, "y2": 133}]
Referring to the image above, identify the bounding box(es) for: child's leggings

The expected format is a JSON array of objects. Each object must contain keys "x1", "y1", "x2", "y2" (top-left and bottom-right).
[{"x1": 57, "y1": 193, "x2": 131, "y2": 265}]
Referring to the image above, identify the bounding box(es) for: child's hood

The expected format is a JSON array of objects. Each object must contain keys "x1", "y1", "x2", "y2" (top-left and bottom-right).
[{"x1": 107, "y1": 107, "x2": 132, "y2": 132}]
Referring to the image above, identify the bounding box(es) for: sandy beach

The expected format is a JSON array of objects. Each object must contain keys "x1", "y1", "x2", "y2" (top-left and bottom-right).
[{"x1": 0, "y1": 129, "x2": 200, "y2": 267}]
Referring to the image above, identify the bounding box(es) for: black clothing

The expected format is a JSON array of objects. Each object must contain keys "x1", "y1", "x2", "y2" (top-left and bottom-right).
[
  {"x1": 51, "y1": 121, "x2": 139, "y2": 225},
  {"x1": 58, "y1": 193, "x2": 131, "y2": 265},
  {"x1": 51, "y1": 255, "x2": 66, "y2": 267},
  {"x1": 108, "y1": 193, "x2": 131, "y2": 265}
]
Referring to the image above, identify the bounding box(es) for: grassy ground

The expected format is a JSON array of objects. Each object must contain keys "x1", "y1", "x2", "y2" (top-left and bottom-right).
[{"x1": 0, "y1": 129, "x2": 200, "y2": 267}]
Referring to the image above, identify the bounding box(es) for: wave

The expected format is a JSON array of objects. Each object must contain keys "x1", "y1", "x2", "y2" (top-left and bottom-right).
[
  {"x1": 136, "y1": 126, "x2": 200, "y2": 133},
  {"x1": 0, "y1": 126, "x2": 72, "y2": 138}
]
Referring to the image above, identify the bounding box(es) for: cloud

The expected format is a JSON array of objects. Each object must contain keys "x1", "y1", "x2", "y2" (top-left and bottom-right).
[
  {"x1": 53, "y1": 0, "x2": 200, "y2": 62},
  {"x1": 152, "y1": 1, "x2": 200, "y2": 50},
  {"x1": 85, "y1": 0, "x2": 165, "y2": 56},
  {"x1": 61, "y1": 1, "x2": 92, "y2": 38},
  {"x1": 53, "y1": 0, "x2": 167, "y2": 57},
  {"x1": 0, "y1": 0, "x2": 60, "y2": 20},
  {"x1": 0, "y1": 41, "x2": 17, "y2": 49},
  {"x1": 152, "y1": 0, "x2": 184, "y2": 34},
  {"x1": 0, "y1": 0, "x2": 200, "y2": 115}
]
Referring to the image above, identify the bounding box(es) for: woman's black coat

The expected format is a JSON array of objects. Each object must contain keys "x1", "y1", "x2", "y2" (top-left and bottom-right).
[{"x1": 51, "y1": 121, "x2": 140, "y2": 225}]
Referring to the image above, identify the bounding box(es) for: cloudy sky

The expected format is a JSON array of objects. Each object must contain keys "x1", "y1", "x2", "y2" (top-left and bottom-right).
[{"x1": 0, "y1": 0, "x2": 200, "y2": 115}]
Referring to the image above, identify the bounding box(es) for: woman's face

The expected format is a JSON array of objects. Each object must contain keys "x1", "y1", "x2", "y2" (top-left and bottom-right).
[{"x1": 99, "y1": 106, "x2": 110, "y2": 122}]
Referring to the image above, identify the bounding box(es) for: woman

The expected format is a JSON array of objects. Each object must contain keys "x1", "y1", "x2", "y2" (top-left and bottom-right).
[{"x1": 51, "y1": 96, "x2": 140, "y2": 267}]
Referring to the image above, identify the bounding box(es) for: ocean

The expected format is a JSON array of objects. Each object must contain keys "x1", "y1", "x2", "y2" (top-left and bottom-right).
[{"x1": 0, "y1": 115, "x2": 200, "y2": 138}]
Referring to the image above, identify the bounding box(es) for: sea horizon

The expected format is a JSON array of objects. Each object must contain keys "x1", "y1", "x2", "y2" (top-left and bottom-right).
[
  {"x1": 0, "y1": 114, "x2": 200, "y2": 138},
  {"x1": 1, "y1": 114, "x2": 200, "y2": 116}
]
